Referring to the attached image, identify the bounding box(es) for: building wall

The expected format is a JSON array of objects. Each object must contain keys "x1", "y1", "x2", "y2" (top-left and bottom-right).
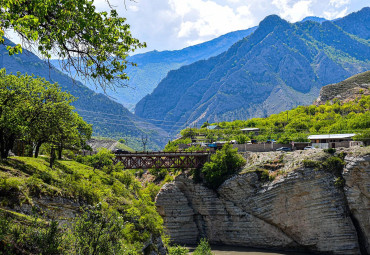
[{"x1": 233, "y1": 143, "x2": 291, "y2": 152}]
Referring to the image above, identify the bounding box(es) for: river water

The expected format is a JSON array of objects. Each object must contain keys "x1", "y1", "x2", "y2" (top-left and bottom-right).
[{"x1": 189, "y1": 245, "x2": 313, "y2": 255}]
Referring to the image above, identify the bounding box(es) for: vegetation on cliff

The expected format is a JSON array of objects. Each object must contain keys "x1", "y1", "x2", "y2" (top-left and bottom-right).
[
  {"x1": 201, "y1": 144, "x2": 246, "y2": 189},
  {"x1": 177, "y1": 95, "x2": 370, "y2": 145}
]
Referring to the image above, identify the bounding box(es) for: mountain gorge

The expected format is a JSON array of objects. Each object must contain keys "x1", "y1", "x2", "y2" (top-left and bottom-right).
[
  {"x1": 135, "y1": 7, "x2": 370, "y2": 134},
  {"x1": 0, "y1": 39, "x2": 167, "y2": 150}
]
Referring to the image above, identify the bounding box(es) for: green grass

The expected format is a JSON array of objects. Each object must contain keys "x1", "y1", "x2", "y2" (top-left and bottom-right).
[{"x1": 0, "y1": 156, "x2": 165, "y2": 254}]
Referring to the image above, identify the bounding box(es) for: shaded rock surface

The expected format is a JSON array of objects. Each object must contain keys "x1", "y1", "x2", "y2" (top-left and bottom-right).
[{"x1": 156, "y1": 149, "x2": 370, "y2": 254}]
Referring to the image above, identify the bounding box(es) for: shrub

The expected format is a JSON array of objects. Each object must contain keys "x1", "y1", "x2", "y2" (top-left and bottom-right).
[
  {"x1": 322, "y1": 156, "x2": 345, "y2": 176},
  {"x1": 201, "y1": 144, "x2": 246, "y2": 189},
  {"x1": 193, "y1": 238, "x2": 212, "y2": 255},
  {"x1": 256, "y1": 169, "x2": 274, "y2": 182},
  {"x1": 168, "y1": 245, "x2": 189, "y2": 255},
  {"x1": 334, "y1": 177, "x2": 345, "y2": 188},
  {"x1": 324, "y1": 148, "x2": 336, "y2": 154},
  {"x1": 68, "y1": 209, "x2": 121, "y2": 254},
  {"x1": 149, "y1": 168, "x2": 169, "y2": 181},
  {"x1": 302, "y1": 159, "x2": 321, "y2": 169}
]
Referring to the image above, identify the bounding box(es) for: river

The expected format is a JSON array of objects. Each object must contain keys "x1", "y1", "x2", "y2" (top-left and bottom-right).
[{"x1": 189, "y1": 245, "x2": 313, "y2": 255}]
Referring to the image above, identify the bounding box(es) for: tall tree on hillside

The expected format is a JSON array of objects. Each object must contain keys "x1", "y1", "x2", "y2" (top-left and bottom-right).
[
  {"x1": 0, "y1": 70, "x2": 91, "y2": 164},
  {"x1": 0, "y1": 0, "x2": 145, "y2": 91},
  {"x1": 0, "y1": 70, "x2": 29, "y2": 159}
]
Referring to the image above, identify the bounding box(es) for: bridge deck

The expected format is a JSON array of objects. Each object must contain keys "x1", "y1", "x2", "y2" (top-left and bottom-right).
[{"x1": 114, "y1": 151, "x2": 211, "y2": 169}]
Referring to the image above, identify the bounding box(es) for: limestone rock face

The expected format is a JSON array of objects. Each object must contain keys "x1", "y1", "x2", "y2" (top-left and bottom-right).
[
  {"x1": 156, "y1": 153, "x2": 370, "y2": 255},
  {"x1": 343, "y1": 155, "x2": 370, "y2": 254}
]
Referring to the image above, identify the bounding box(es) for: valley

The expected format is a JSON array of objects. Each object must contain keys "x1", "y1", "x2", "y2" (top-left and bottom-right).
[{"x1": 0, "y1": 3, "x2": 369, "y2": 255}]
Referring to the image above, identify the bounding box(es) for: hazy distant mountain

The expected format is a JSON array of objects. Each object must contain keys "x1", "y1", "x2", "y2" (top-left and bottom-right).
[
  {"x1": 135, "y1": 8, "x2": 370, "y2": 134},
  {"x1": 0, "y1": 39, "x2": 167, "y2": 150},
  {"x1": 50, "y1": 27, "x2": 257, "y2": 110},
  {"x1": 301, "y1": 16, "x2": 327, "y2": 23}
]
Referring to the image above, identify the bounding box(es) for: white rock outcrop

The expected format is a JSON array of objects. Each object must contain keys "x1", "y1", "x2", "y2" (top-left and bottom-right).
[{"x1": 156, "y1": 153, "x2": 370, "y2": 255}]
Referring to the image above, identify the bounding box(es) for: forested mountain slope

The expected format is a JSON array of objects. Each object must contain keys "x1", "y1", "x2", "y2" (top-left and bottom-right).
[
  {"x1": 135, "y1": 7, "x2": 370, "y2": 134},
  {"x1": 50, "y1": 27, "x2": 257, "y2": 110},
  {"x1": 0, "y1": 39, "x2": 167, "y2": 150}
]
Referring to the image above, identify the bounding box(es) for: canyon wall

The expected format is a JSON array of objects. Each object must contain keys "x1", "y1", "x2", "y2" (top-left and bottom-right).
[{"x1": 156, "y1": 150, "x2": 370, "y2": 254}]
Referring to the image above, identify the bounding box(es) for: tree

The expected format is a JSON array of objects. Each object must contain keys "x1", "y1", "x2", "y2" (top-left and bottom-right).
[
  {"x1": 202, "y1": 144, "x2": 245, "y2": 189},
  {"x1": 0, "y1": 0, "x2": 145, "y2": 91},
  {"x1": 0, "y1": 70, "x2": 29, "y2": 159},
  {"x1": 0, "y1": 69, "x2": 91, "y2": 163}
]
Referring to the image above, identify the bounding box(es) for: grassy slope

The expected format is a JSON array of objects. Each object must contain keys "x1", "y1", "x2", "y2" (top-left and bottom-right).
[{"x1": 0, "y1": 156, "x2": 164, "y2": 253}]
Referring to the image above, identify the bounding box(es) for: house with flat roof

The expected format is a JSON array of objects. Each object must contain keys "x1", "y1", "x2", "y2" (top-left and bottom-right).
[
  {"x1": 240, "y1": 127, "x2": 260, "y2": 136},
  {"x1": 307, "y1": 134, "x2": 358, "y2": 149}
]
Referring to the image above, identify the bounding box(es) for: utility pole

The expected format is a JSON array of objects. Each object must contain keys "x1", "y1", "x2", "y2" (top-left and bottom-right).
[{"x1": 141, "y1": 134, "x2": 148, "y2": 152}]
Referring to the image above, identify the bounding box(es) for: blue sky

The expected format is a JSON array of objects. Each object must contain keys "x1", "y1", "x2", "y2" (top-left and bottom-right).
[{"x1": 94, "y1": 0, "x2": 369, "y2": 53}]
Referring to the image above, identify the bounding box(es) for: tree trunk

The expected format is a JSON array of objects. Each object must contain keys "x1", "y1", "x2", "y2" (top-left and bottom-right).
[
  {"x1": 0, "y1": 131, "x2": 16, "y2": 160},
  {"x1": 50, "y1": 146, "x2": 56, "y2": 168},
  {"x1": 58, "y1": 143, "x2": 63, "y2": 160},
  {"x1": 34, "y1": 141, "x2": 43, "y2": 158}
]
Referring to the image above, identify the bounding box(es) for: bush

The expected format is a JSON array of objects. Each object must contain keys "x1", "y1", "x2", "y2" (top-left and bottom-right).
[
  {"x1": 149, "y1": 168, "x2": 169, "y2": 181},
  {"x1": 201, "y1": 144, "x2": 246, "y2": 189},
  {"x1": 69, "y1": 204, "x2": 126, "y2": 255},
  {"x1": 302, "y1": 159, "x2": 321, "y2": 169},
  {"x1": 168, "y1": 245, "x2": 189, "y2": 255},
  {"x1": 322, "y1": 156, "x2": 345, "y2": 176},
  {"x1": 324, "y1": 148, "x2": 336, "y2": 154},
  {"x1": 193, "y1": 238, "x2": 212, "y2": 255},
  {"x1": 334, "y1": 177, "x2": 345, "y2": 188}
]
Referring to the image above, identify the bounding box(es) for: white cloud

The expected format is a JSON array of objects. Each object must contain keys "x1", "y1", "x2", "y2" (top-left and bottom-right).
[
  {"x1": 272, "y1": 0, "x2": 314, "y2": 22},
  {"x1": 323, "y1": 7, "x2": 349, "y2": 19},
  {"x1": 89, "y1": 0, "x2": 370, "y2": 53},
  {"x1": 168, "y1": 0, "x2": 254, "y2": 43},
  {"x1": 329, "y1": 0, "x2": 351, "y2": 8}
]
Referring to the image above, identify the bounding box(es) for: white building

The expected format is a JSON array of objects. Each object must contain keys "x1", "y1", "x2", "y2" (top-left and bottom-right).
[{"x1": 307, "y1": 134, "x2": 358, "y2": 149}]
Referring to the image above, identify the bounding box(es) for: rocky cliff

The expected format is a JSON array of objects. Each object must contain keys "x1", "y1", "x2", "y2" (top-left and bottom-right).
[
  {"x1": 156, "y1": 148, "x2": 370, "y2": 254},
  {"x1": 315, "y1": 71, "x2": 370, "y2": 105}
]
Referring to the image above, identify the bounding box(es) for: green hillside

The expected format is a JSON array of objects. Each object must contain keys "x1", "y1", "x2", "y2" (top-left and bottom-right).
[
  {"x1": 175, "y1": 91, "x2": 369, "y2": 147},
  {"x1": 0, "y1": 156, "x2": 164, "y2": 254}
]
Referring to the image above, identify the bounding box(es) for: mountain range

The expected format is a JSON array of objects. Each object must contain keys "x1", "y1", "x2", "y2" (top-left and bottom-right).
[
  {"x1": 135, "y1": 7, "x2": 370, "y2": 134},
  {"x1": 0, "y1": 39, "x2": 167, "y2": 150},
  {"x1": 51, "y1": 27, "x2": 257, "y2": 111}
]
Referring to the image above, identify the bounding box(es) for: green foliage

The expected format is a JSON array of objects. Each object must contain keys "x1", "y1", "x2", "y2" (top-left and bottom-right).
[
  {"x1": 173, "y1": 95, "x2": 370, "y2": 145},
  {"x1": 256, "y1": 169, "x2": 275, "y2": 182},
  {"x1": 0, "y1": 214, "x2": 63, "y2": 255},
  {"x1": 118, "y1": 139, "x2": 126, "y2": 144},
  {"x1": 168, "y1": 245, "x2": 189, "y2": 255},
  {"x1": 149, "y1": 168, "x2": 169, "y2": 181},
  {"x1": 193, "y1": 238, "x2": 213, "y2": 255},
  {"x1": 234, "y1": 134, "x2": 249, "y2": 144},
  {"x1": 0, "y1": 156, "x2": 165, "y2": 254},
  {"x1": 302, "y1": 159, "x2": 321, "y2": 169},
  {"x1": 334, "y1": 177, "x2": 345, "y2": 188},
  {"x1": 164, "y1": 138, "x2": 191, "y2": 152},
  {"x1": 0, "y1": 0, "x2": 145, "y2": 89},
  {"x1": 322, "y1": 156, "x2": 345, "y2": 176},
  {"x1": 67, "y1": 204, "x2": 127, "y2": 255},
  {"x1": 324, "y1": 148, "x2": 336, "y2": 154},
  {"x1": 201, "y1": 144, "x2": 246, "y2": 189},
  {"x1": 0, "y1": 69, "x2": 92, "y2": 160}
]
